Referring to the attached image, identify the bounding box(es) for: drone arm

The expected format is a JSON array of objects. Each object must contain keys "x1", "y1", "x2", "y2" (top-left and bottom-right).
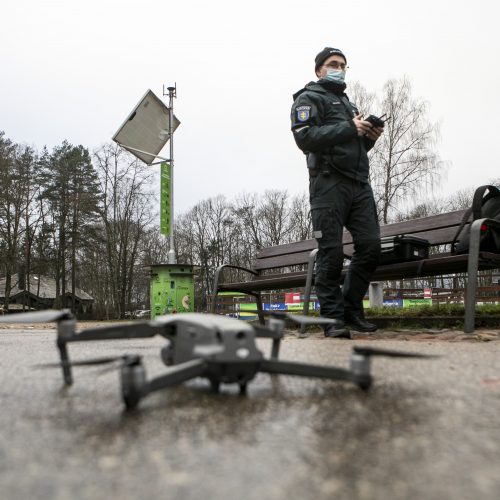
[
  {"x1": 260, "y1": 359, "x2": 357, "y2": 383},
  {"x1": 142, "y1": 359, "x2": 208, "y2": 397},
  {"x1": 55, "y1": 322, "x2": 161, "y2": 386},
  {"x1": 252, "y1": 325, "x2": 281, "y2": 339},
  {"x1": 58, "y1": 323, "x2": 161, "y2": 343}
]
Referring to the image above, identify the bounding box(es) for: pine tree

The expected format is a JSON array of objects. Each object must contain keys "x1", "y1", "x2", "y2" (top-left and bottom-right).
[{"x1": 39, "y1": 141, "x2": 100, "y2": 312}]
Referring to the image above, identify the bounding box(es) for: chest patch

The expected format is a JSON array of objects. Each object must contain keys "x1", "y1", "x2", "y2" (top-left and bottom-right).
[{"x1": 296, "y1": 105, "x2": 311, "y2": 122}]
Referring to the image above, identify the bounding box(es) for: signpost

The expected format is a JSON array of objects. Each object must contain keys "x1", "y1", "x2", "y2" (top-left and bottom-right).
[{"x1": 113, "y1": 86, "x2": 194, "y2": 314}]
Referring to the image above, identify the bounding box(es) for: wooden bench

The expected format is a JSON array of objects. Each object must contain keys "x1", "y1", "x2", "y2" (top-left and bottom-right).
[{"x1": 210, "y1": 209, "x2": 500, "y2": 333}]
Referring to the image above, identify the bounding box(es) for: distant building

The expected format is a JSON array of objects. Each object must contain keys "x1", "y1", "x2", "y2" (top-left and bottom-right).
[{"x1": 0, "y1": 274, "x2": 94, "y2": 314}]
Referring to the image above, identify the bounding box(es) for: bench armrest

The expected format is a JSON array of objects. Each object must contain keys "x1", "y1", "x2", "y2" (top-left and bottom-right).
[
  {"x1": 210, "y1": 264, "x2": 259, "y2": 313},
  {"x1": 464, "y1": 218, "x2": 500, "y2": 333},
  {"x1": 481, "y1": 218, "x2": 500, "y2": 231},
  {"x1": 300, "y1": 248, "x2": 319, "y2": 336},
  {"x1": 469, "y1": 217, "x2": 500, "y2": 252}
]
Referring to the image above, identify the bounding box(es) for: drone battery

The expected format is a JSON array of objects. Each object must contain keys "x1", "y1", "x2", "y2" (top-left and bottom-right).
[{"x1": 379, "y1": 235, "x2": 430, "y2": 265}]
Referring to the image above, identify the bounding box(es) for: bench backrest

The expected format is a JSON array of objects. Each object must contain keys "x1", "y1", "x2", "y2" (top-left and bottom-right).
[{"x1": 254, "y1": 209, "x2": 468, "y2": 271}]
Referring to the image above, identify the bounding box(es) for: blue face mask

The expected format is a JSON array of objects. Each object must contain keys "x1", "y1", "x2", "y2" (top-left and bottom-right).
[{"x1": 324, "y1": 69, "x2": 346, "y2": 84}]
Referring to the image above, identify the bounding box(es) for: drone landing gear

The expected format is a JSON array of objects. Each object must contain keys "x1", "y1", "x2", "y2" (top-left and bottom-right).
[
  {"x1": 357, "y1": 380, "x2": 372, "y2": 391},
  {"x1": 122, "y1": 359, "x2": 208, "y2": 410},
  {"x1": 57, "y1": 340, "x2": 73, "y2": 386},
  {"x1": 121, "y1": 357, "x2": 147, "y2": 410},
  {"x1": 259, "y1": 359, "x2": 364, "y2": 387},
  {"x1": 350, "y1": 352, "x2": 372, "y2": 391}
]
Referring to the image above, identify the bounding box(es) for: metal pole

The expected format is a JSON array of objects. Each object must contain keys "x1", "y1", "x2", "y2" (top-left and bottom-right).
[
  {"x1": 369, "y1": 282, "x2": 384, "y2": 308},
  {"x1": 166, "y1": 85, "x2": 177, "y2": 264}
]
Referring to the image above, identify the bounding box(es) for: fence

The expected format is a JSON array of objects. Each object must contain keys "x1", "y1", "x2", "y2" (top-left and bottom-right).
[{"x1": 209, "y1": 286, "x2": 500, "y2": 318}]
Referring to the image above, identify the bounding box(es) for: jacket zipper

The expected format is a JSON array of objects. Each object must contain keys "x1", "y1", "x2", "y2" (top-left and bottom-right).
[{"x1": 339, "y1": 96, "x2": 362, "y2": 181}]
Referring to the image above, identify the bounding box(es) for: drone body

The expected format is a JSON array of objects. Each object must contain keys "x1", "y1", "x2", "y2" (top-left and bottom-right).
[
  {"x1": 0, "y1": 310, "x2": 434, "y2": 410},
  {"x1": 124, "y1": 314, "x2": 269, "y2": 408}
]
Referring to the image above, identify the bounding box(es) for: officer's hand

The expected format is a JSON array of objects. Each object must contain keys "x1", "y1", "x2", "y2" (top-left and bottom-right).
[
  {"x1": 366, "y1": 125, "x2": 384, "y2": 141},
  {"x1": 353, "y1": 114, "x2": 372, "y2": 137}
]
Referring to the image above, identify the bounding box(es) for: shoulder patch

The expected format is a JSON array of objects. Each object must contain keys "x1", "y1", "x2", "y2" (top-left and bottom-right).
[{"x1": 296, "y1": 105, "x2": 311, "y2": 122}]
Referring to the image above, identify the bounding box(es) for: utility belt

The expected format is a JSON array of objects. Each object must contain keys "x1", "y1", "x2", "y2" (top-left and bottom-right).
[{"x1": 307, "y1": 152, "x2": 331, "y2": 178}]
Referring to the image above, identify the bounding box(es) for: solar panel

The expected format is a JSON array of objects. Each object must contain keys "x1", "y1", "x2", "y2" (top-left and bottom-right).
[{"x1": 112, "y1": 89, "x2": 180, "y2": 164}]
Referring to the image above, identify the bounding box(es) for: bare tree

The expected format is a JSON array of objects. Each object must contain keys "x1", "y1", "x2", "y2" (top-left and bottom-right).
[
  {"x1": 176, "y1": 195, "x2": 239, "y2": 308},
  {"x1": 172, "y1": 190, "x2": 312, "y2": 309},
  {"x1": 289, "y1": 192, "x2": 312, "y2": 242},
  {"x1": 233, "y1": 190, "x2": 293, "y2": 249},
  {"x1": 233, "y1": 192, "x2": 263, "y2": 249},
  {"x1": 348, "y1": 81, "x2": 376, "y2": 117},
  {"x1": 0, "y1": 135, "x2": 31, "y2": 310},
  {"x1": 354, "y1": 77, "x2": 444, "y2": 224},
  {"x1": 92, "y1": 143, "x2": 155, "y2": 318},
  {"x1": 258, "y1": 190, "x2": 293, "y2": 247},
  {"x1": 446, "y1": 187, "x2": 475, "y2": 211}
]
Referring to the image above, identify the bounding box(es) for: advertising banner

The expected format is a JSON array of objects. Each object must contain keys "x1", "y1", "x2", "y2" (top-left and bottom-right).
[{"x1": 383, "y1": 299, "x2": 404, "y2": 307}]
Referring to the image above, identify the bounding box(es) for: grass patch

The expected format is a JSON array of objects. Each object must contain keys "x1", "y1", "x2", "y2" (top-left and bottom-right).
[
  {"x1": 249, "y1": 303, "x2": 500, "y2": 330},
  {"x1": 364, "y1": 303, "x2": 500, "y2": 318},
  {"x1": 284, "y1": 303, "x2": 500, "y2": 330}
]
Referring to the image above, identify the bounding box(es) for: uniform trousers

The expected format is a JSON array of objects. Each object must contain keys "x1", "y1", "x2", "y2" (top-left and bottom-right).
[{"x1": 311, "y1": 175, "x2": 381, "y2": 320}]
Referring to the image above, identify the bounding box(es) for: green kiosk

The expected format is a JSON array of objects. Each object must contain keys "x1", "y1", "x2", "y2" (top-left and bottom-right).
[{"x1": 150, "y1": 264, "x2": 194, "y2": 319}]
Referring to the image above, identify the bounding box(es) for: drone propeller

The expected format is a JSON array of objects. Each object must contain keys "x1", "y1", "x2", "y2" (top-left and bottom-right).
[
  {"x1": 0, "y1": 309, "x2": 74, "y2": 324},
  {"x1": 353, "y1": 346, "x2": 439, "y2": 359},
  {"x1": 285, "y1": 313, "x2": 343, "y2": 326},
  {"x1": 35, "y1": 354, "x2": 141, "y2": 369},
  {"x1": 262, "y1": 311, "x2": 341, "y2": 326}
]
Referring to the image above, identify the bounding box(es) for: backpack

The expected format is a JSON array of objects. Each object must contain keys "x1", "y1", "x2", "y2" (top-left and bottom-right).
[{"x1": 452, "y1": 185, "x2": 500, "y2": 254}]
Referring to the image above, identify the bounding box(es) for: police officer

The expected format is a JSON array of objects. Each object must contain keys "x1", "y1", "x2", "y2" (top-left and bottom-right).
[{"x1": 291, "y1": 47, "x2": 383, "y2": 337}]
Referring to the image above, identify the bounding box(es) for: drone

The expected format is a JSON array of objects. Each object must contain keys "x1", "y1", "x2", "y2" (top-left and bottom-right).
[{"x1": 0, "y1": 310, "x2": 435, "y2": 410}]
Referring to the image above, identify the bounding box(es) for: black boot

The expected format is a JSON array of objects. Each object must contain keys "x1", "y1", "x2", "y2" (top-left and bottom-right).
[
  {"x1": 323, "y1": 319, "x2": 351, "y2": 338},
  {"x1": 344, "y1": 311, "x2": 377, "y2": 332}
]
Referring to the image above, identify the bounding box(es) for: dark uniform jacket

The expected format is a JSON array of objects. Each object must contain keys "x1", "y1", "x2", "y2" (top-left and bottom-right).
[{"x1": 291, "y1": 80, "x2": 376, "y2": 185}]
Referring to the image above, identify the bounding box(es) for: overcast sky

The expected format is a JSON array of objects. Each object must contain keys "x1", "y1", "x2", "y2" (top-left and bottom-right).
[{"x1": 2, "y1": 0, "x2": 500, "y2": 215}]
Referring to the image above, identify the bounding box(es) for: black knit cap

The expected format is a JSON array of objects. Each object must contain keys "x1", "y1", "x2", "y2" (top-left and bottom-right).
[{"x1": 314, "y1": 47, "x2": 347, "y2": 72}]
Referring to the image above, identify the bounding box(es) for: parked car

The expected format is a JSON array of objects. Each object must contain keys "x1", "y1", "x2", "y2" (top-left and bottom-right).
[{"x1": 135, "y1": 309, "x2": 150, "y2": 319}]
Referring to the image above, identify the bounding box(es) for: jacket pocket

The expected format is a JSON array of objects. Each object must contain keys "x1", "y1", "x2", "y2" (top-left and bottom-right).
[{"x1": 311, "y1": 207, "x2": 343, "y2": 248}]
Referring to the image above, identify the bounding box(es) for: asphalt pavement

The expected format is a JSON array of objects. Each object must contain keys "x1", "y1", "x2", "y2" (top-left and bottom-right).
[{"x1": 1, "y1": 325, "x2": 499, "y2": 500}]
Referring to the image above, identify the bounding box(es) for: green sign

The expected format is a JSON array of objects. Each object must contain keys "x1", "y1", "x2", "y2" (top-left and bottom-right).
[
  {"x1": 285, "y1": 302, "x2": 316, "y2": 311},
  {"x1": 403, "y1": 299, "x2": 432, "y2": 307},
  {"x1": 160, "y1": 162, "x2": 171, "y2": 235},
  {"x1": 363, "y1": 298, "x2": 432, "y2": 309}
]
